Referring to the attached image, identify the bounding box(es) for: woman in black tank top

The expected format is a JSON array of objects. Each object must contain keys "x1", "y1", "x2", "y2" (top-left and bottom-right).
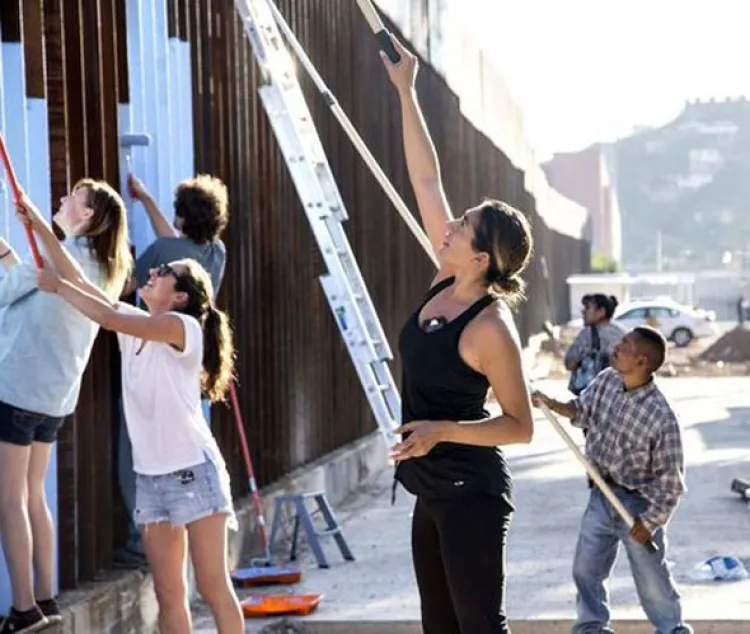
[{"x1": 381, "y1": 36, "x2": 535, "y2": 634}]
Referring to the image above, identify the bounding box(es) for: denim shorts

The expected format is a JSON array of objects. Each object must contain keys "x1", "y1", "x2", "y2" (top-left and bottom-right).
[
  {"x1": 134, "y1": 456, "x2": 237, "y2": 530},
  {"x1": 0, "y1": 400, "x2": 64, "y2": 446}
]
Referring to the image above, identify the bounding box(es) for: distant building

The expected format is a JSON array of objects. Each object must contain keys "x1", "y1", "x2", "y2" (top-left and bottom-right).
[{"x1": 543, "y1": 145, "x2": 623, "y2": 264}]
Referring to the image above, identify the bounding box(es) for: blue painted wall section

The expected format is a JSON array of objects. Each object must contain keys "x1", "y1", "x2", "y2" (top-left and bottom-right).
[
  {"x1": 0, "y1": 41, "x2": 58, "y2": 615},
  {"x1": 0, "y1": 36, "x2": 7, "y2": 242},
  {"x1": 2, "y1": 43, "x2": 31, "y2": 256},
  {"x1": 122, "y1": 0, "x2": 195, "y2": 257}
]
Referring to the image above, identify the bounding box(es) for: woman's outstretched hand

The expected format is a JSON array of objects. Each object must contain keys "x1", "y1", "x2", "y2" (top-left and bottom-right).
[
  {"x1": 36, "y1": 267, "x2": 61, "y2": 294},
  {"x1": 14, "y1": 195, "x2": 45, "y2": 230},
  {"x1": 379, "y1": 34, "x2": 418, "y2": 94},
  {"x1": 127, "y1": 173, "x2": 147, "y2": 201}
]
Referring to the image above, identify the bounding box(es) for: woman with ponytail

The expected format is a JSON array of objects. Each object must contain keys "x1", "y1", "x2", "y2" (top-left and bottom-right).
[
  {"x1": 36, "y1": 258, "x2": 243, "y2": 634},
  {"x1": 381, "y1": 34, "x2": 534, "y2": 634}
]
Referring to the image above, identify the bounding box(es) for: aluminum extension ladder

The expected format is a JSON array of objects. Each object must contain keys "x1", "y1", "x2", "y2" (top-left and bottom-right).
[
  {"x1": 233, "y1": 0, "x2": 401, "y2": 452},
  {"x1": 231, "y1": 0, "x2": 402, "y2": 565}
]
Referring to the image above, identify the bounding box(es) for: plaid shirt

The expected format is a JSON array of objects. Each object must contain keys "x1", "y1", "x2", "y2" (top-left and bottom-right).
[{"x1": 573, "y1": 368, "x2": 686, "y2": 530}]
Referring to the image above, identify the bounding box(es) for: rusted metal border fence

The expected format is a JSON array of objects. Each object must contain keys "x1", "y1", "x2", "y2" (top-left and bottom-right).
[{"x1": 0, "y1": 0, "x2": 589, "y2": 592}]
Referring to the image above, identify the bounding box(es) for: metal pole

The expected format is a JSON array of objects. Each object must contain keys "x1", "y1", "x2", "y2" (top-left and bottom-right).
[
  {"x1": 266, "y1": 0, "x2": 439, "y2": 267},
  {"x1": 536, "y1": 403, "x2": 656, "y2": 552}
]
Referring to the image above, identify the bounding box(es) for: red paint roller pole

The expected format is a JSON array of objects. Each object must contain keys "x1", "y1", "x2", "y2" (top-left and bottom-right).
[{"x1": 0, "y1": 133, "x2": 44, "y2": 268}]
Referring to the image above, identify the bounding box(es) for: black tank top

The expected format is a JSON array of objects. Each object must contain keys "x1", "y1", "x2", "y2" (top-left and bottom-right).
[{"x1": 395, "y1": 277, "x2": 513, "y2": 505}]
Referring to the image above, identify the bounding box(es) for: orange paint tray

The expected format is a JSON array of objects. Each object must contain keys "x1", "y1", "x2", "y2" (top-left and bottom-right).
[{"x1": 241, "y1": 593, "x2": 322, "y2": 618}]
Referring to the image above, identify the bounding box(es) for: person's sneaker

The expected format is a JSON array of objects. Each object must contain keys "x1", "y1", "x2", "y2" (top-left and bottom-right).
[
  {"x1": 0, "y1": 607, "x2": 47, "y2": 633},
  {"x1": 35, "y1": 599, "x2": 61, "y2": 624},
  {"x1": 113, "y1": 546, "x2": 149, "y2": 571}
]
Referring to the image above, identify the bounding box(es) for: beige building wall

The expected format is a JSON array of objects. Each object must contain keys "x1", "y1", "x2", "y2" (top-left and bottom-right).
[{"x1": 543, "y1": 145, "x2": 623, "y2": 262}]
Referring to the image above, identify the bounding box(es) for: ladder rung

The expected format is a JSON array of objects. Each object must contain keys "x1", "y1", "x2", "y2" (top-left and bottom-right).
[{"x1": 368, "y1": 383, "x2": 393, "y2": 392}]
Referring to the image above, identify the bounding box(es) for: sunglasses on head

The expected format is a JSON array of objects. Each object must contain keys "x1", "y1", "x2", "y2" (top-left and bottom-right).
[{"x1": 155, "y1": 263, "x2": 178, "y2": 278}]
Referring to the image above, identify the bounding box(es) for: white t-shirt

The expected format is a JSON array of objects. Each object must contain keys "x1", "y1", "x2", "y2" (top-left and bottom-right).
[{"x1": 116, "y1": 303, "x2": 223, "y2": 476}]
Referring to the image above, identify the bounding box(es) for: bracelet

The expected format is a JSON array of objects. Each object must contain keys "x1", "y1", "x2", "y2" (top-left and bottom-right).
[{"x1": 0, "y1": 249, "x2": 11, "y2": 260}]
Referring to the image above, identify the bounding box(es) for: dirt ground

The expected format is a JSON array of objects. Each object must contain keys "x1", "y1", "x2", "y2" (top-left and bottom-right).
[{"x1": 540, "y1": 325, "x2": 750, "y2": 380}]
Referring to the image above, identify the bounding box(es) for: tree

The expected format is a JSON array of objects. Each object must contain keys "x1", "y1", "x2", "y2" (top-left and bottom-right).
[{"x1": 591, "y1": 253, "x2": 619, "y2": 273}]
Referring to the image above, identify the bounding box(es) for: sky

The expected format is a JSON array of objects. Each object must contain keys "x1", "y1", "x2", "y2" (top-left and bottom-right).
[{"x1": 463, "y1": 0, "x2": 749, "y2": 160}]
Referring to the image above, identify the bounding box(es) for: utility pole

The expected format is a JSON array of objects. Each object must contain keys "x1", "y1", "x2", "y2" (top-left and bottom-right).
[{"x1": 656, "y1": 230, "x2": 663, "y2": 272}]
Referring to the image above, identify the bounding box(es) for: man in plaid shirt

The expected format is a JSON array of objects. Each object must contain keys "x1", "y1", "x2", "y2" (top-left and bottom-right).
[{"x1": 533, "y1": 326, "x2": 692, "y2": 634}]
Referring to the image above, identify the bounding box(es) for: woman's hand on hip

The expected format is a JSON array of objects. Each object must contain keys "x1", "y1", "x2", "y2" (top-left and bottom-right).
[{"x1": 390, "y1": 420, "x2": 455, "y2": 460}]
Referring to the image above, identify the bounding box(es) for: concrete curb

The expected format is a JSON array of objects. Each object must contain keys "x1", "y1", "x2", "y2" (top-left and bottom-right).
[
  {"x1": 54, "y1": 570, "x2": 158, "y2": 634},
  {"x1": 247, "y1": 620, "x2": 750, "y2": 634},
  {"x1": 48, "y1": 432, "x2": 388, "y2": 633}
]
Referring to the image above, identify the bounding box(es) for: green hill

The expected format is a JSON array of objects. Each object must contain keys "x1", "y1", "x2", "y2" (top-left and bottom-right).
[{"x1": 615, "y1": 97, "x2": 750, "y2": 270}]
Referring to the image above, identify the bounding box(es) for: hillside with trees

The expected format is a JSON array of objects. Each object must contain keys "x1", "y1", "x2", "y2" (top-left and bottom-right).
[{"x1": 615, "y1": 97, "x2": 750, "y2": 271}]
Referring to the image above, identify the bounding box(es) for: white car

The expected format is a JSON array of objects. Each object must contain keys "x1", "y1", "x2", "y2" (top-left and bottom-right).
[{"x1": 613, "y1": 298, "x2": 719, "y2": 347}]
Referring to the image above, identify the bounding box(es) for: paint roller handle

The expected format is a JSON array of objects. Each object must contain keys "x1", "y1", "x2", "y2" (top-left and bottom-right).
[
  {"x1": 355, "y1": 0, "x2": 401, "y2": 63},
  {"x1": 376, "y1": 30, "x2": 401, "y2": 64},
  {"x1": 0, "y1": 135, "x2": 22, "y2": 200},
  {"x1": 0, "y1": 134, "x2": 44, "y2": 269}
]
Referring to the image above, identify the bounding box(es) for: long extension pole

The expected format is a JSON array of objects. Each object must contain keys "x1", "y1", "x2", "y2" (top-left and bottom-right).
[{"x1": 266, "y1": 0, "x2": 438, "y2": 267}]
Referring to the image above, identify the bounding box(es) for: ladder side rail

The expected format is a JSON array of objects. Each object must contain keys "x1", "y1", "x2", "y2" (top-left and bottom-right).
[
  {"x1": 320, "y1": 276, "x2": 400, "y2": 448},
  {"x1": 258, "y1": 87, "x2": 382, "y2": 363}
]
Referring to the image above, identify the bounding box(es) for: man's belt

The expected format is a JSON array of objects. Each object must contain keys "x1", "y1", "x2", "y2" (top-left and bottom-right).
[{"x1": 599, "y1": 472, "x2": 637, "y2": 494}]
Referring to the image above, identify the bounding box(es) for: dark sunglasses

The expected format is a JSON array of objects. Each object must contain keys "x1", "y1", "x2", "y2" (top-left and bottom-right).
[{"x1": 155, "y1": 263, "x2": 178, "y2": 279}]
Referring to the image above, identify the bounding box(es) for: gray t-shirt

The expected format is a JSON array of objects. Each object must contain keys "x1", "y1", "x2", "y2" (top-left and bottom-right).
[
  {"x1": 134, "y1": 237, "x2": 226, "y2": 299},
  {"x1": 564, "y1": 321, "x2": 626, "y2": 370}
]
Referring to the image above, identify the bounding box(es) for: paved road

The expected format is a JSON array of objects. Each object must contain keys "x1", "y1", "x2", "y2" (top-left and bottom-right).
[{"x1": 194, "y1": 377, "x2": 750, "y2": 632}]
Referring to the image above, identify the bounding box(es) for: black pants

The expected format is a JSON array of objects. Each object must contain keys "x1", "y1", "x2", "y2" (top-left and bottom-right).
[{"x1": 412, "y1": 493, "x2": 513, "y2": 634}]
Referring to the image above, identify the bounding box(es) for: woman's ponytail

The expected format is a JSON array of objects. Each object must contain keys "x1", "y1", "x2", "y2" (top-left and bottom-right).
[{"x1": 201, "y1": 304, "x2": 235, "y2": 402}]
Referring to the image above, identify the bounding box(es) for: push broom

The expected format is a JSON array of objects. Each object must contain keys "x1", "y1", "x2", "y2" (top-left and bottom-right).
[
  {"x1": 227, "y1": 380, "x2": 305, "y2": 586},
  {"x1": 226, "y1": 372, "x2": 320, "y2": 618}
]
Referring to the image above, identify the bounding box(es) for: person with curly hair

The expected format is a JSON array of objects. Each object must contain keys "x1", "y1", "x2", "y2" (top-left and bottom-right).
[
  {"x1": 125, "y1": 173, "x2": 229, "y2": 298},
  {"x1": 115, "y1": 173, "x2": 230, "y2": 570}
]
